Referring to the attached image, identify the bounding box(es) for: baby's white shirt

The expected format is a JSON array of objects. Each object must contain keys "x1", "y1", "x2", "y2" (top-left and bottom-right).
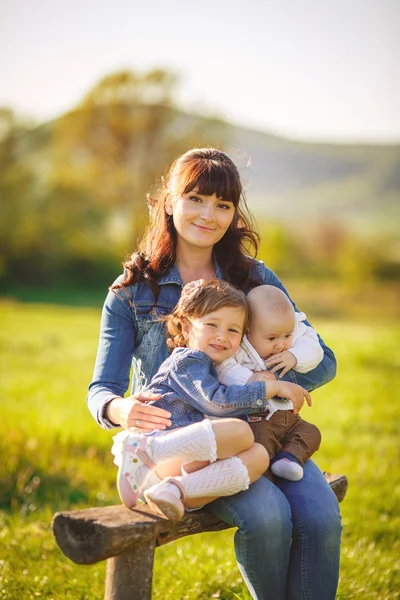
[{"x1": 216, "y1": 312, "x2": 323, "y2": 420}]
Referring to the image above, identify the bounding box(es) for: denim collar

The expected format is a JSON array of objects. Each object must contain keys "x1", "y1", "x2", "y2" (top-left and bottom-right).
[
  {"x1": 158, "y1": 255, "x2": 224, "y2": 286},
  {"x1": 158, "y1": 263, "x2": 183, "y2": 286}
]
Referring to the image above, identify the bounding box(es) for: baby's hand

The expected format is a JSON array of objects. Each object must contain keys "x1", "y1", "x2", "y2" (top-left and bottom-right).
[
  {"x1": 267, "y1": 380, "x2": 312, "y2": 414},
  {"x1": 247, "y1": 370, "x2": 276, "y2": 383},
  {"x1": 264, "y1": 351, "x2": 297, "y2": 377}
]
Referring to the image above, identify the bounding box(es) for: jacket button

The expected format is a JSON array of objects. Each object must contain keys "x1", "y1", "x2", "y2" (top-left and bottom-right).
[{"x1": 256, "y1": 399, "x2": 263, "y2": 406}]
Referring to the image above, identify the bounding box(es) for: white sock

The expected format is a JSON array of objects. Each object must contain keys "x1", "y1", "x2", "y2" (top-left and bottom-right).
[
  {"x1": 175, "y1": 456, "x2": 250, "y2": 499},
  {"x1": 271, "y1": 458, "x2": 304, "y2": 481},
  {"x1": 149, "y1": 419, "x2": 217, "y2": 465}
]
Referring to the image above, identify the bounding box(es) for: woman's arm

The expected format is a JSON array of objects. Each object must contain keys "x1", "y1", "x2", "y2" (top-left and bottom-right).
[
  {"x1": 87, "y1": 282, "x2": 171, "y2": 430},
  {"x1": 254, "y1": 261, "x2": 337, "y2": 391},
  {"x1": 278, "y1": 349, "x2": 337, "y2": 392},
  {"x1": 288, "y1": 314, "x2": 324, "y2": 373}
]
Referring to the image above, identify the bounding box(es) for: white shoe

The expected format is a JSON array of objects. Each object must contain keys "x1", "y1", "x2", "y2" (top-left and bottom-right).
[
  {"x1": 113, "y1": 432, "x2": 157, "y2": 509},
  {"x1": 144, "y1": 477, "x2": 186, "y2": 521}
]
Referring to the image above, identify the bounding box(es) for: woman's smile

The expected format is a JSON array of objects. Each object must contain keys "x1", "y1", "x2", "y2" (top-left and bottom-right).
[{"x1": 192, "y1": 223, "x2": 216, "y2": 232}]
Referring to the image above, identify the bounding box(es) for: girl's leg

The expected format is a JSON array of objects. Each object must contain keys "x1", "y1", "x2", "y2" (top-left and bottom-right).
[
  {"x1": 114, "y1": 418, "x2": 256, "y2": 509},
  {"x1": 274, "y1": 459, "x2": 342, "y2": 600},
  {"x1": 184, "y1": 442, "x2": 270, "y2": 509},
  {"x1": 151, "y1": 417, "x2": 255, "y2": 475},
  {"x1": 145, "y1": 432, "x2": 269, "y2": 519},
  {"x1": 145, "y1": 451, "x2": 257, "y2": 519},
  {"x1": 208, "y1": 476, "x2": 293, "y2": 600}
]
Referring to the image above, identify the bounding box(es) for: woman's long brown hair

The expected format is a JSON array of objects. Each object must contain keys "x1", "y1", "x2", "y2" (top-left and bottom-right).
[{"x1": 112, "y1": 148, "x2": 260, "y2": 305}]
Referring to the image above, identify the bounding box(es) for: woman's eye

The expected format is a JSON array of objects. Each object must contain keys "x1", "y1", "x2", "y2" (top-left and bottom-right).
[
  {"x1": 207, "y1": 323, "x2": 217, "y2": 328},
  {"x1": 217, "y1": 203, "x2": 232, "y2": 210},
  {"x1": 190, "y1": 196, "x2": 202, "y2": 203}
]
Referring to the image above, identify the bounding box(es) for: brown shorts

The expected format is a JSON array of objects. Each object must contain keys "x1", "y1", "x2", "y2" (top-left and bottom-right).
[{"x1": 249, "y1": 410, "x2": 321, "y2": 466}]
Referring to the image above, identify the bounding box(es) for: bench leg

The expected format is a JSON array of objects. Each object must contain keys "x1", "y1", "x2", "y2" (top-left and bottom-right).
[{"x1": 104, "y1": 537, "x2": 156, "y2": 600}]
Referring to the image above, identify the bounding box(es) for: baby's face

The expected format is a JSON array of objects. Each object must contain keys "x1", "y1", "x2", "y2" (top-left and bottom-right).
[{"x1": 247, "y1": 310, "x2": 295, "y2": 360}]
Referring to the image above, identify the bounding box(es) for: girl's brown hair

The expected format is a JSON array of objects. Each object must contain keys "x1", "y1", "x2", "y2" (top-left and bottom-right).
[
  {"x1": 166, "y1": 279, "x2": 249, "y2": 349},
  {"x1": 112, "y1": 148, "x2": 260, "y2": 303}
]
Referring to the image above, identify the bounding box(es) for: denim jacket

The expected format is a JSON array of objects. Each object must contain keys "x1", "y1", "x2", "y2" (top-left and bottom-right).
[
  {"x1": 87, "y1": 258, "x2": 337, "y2": 430},
  {"x1": 145, "y1": 347, "x2": 268, "y2": 429}
]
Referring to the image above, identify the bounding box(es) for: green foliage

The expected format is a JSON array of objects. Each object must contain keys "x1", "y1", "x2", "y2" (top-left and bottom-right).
[
  {"x1": 1, "y1": 67, "x2": 399, "y2": 292},
  {"x1": 257, "y1": 219, "x2": 400, "y2": 286},
  {"x1": 0, "y1": 69, "x2": 228, "y2": 288},
  {"x1": 0, "y1": 301, "x2": 399, "y2": 598}
]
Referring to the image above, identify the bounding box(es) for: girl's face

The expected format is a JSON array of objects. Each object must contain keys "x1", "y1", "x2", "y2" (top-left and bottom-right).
[
  {"x1": 182, "y1": 306, "x2": 246, "y2": 364},
  {"x1": 166, "y1": 189, "x2": 235, "y2": 252}
]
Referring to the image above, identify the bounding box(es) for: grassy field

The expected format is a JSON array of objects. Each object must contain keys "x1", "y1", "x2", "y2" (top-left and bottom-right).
[{"x1": 1, "y1": 299, "x2": 399, "y2": 599}]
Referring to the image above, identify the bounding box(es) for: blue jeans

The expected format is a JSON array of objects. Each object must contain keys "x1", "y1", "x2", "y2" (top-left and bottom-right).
[{"x1": 207, "y1": 460, "x2": 342, "y2": 600}]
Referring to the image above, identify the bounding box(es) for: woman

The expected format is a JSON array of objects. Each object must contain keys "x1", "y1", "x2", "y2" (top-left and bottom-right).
[{"x1": 88, "y1": 148, "x2": 342, "y2": 600}]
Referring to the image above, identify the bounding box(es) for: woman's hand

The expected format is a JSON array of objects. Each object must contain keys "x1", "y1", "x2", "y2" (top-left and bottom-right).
[
  {"x1": 106, "y1": 394, "x2": 172, "y2": 433},
  {"x1": 266, "y1": 380, "x2": 312, "y2": 414},
  {"x1": 264, "y1": 351, "x2": 297, "y2": 377}
]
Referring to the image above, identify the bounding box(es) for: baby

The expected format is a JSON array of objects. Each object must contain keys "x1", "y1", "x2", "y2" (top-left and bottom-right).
[{"x1": 217, "y1": 285, "x2": 323, "y2": 481}]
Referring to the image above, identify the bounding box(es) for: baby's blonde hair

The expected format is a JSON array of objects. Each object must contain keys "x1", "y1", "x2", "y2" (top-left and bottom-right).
[{"x1": 166, "y1": 279, "x2": 249, "y2": 349}]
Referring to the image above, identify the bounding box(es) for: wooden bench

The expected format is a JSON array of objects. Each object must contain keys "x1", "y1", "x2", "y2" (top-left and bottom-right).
[{"x1": 52, "y1": 473, "x2": 348, "y2": 600}]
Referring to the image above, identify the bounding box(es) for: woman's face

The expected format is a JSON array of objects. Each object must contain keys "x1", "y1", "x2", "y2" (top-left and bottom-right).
[{"x1": 166, "y1": 189, "x2": 235, "y2": 251}]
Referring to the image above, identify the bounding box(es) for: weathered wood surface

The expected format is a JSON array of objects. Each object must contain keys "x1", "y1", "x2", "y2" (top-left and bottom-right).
[
  {"x1": 52, "y1": 473, "x2": 347, "y2": 565},
  {"x1": 323, "y1": 472, "x2": 347, "y2": 503},
  {"x1": 52, "y1": 504, "x2": 231, "y2": 564}
]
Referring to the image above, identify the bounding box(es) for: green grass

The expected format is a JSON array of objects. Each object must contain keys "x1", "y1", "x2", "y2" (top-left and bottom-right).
[{"x1": 0, "y1": 300, "x2": 399, "y2": 599}]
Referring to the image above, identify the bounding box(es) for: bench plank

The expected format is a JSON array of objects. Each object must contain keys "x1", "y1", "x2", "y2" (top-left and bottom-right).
[
  {"x1": 52, "y1": 504, "x2": 231, "y2": 564},
  {"x1": 52, "y1": 473, "x2": 347, "y2": 600},
  {"x1": 52, "y1": 473, "x2": 347, "y2": 565}
]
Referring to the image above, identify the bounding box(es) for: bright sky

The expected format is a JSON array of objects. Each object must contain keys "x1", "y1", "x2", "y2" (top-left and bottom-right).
[{"x1": 1, "y1": 0, "x2": 399, "y2": 142}]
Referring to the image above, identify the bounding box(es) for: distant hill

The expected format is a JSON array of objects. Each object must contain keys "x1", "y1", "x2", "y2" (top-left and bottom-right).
[
  {"x1": 170, "y1": 111, "x2": 400, "y2": 231},
  {"x1": 230, "y1": 126, "x2": 400, "y2": 230},
  {"x1": 8, "y1": 106, "x2": 400, "y2": 232}
]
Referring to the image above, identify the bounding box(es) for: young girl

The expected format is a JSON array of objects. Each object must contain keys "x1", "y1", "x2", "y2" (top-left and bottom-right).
[{"x1": 112, "y1": 278, "x2": 311, "y2": 521}]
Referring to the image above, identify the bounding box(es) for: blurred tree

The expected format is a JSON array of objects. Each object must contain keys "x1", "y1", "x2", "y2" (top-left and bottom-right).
[
  {"x1": 0, "y1": 109, "x2": 39, "y2": 280},
  {"x1": 0, "y1": 69, "x2": 228, "y2": 288},
  {"x1": 52, "y1": 68, "x2": 184, "y2": 247},
  {"x1": 258, "y1": 221, "x2": 298, "y2": 275}
]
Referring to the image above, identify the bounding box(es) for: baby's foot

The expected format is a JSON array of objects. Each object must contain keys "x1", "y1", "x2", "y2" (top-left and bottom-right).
[
  {"x1": 271, "y1": 458, "x2": 304, "y2": 481},
  {"x1": 113, "y1": 431, "x2": 157, "y2": 509},
  {"x1": 144, "y1": 477, "x2": 186, "y2": 521}
]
